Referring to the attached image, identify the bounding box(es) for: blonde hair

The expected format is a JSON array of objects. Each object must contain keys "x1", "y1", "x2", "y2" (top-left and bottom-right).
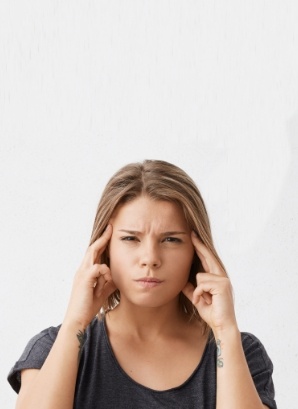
[{"x1": 90, "y1": 160, "x2": 226, "y2": 330}]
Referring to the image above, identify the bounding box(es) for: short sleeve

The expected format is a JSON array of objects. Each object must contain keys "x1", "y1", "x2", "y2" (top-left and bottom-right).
[
  {"x1": 7, "y1": 326, "x2": 60, "y2": 393},
  {"x1": 241, "y1": 332, "x2": 277, "y2": 409}
]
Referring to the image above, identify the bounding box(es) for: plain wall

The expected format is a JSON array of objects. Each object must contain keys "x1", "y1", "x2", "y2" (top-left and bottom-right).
[{"x1": 1, "y1": 1, "x2": 298, "y2": 407}]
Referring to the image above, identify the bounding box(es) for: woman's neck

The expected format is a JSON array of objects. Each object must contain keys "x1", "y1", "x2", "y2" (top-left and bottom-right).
[{"x1": 106, "y1": 298, "x2": 191, "y2": 341}]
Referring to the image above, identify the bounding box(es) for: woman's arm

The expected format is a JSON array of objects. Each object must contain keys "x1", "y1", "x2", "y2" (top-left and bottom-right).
[
  {"x1": 16, "y1": 225, "x2": 116, "y2": 409},
  {"x1": 16, "y1": 320, "x2": 84, "y2": 409},
  {"x1": 183, "y1": 232, "x2": 274, "y2": 409},
  {"x1": 214, "y1": 326, "x2": 270, "y2": 409}
]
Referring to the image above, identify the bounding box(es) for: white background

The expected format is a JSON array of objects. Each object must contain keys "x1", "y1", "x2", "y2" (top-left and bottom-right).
[{"x1": 1, "y1": 1, "x2": 298, "y2": 407}]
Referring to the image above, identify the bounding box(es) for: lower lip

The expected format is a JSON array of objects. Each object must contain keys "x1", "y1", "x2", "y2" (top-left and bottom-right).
[{"x1": 135, "y1": 280, "x2": 163, "y2": 289}]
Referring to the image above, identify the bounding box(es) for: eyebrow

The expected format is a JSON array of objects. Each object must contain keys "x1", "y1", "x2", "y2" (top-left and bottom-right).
[{"x1": 117, "y1": 229, "x2": 188, "y2": 235}]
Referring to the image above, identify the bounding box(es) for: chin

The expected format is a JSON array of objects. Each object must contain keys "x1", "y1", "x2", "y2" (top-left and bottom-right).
[{"x1": 123, "y1": 293, "x2": 180, "y2": 310}]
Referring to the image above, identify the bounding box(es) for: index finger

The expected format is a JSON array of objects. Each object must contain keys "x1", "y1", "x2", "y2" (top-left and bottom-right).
[
  {"x1": 191, "y1": 231, "x2": 225, "y2": 276},
  {"x1": 87, "y1": 224, "x2": 113, "y2": 265}
]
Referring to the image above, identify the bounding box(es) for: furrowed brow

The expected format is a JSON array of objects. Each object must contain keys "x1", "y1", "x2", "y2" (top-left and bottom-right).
[
  {"x1": 161, "y1": 231, "x2": 188, "y2": 236},
  {"x1": 117, "y1": 230, "x2": 188, "y2": 235},
  {"x1": 118, "y1": 229, "x2": 142, "y2": 234}
]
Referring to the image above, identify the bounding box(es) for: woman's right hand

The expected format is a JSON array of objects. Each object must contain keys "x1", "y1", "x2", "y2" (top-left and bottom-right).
[{"x1": 64, "y1": 225, "x2": 117, "y2": 329}]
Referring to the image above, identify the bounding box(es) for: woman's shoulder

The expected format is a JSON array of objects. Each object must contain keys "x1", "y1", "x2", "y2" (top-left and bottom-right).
[
  {"x1": 240, "y1": 331, "x2": 276, "y2": 407},
  {"x1": 7, "y1": 317, "x2": 104, "y2": 393},
  {"x1": 7, "y1": 324, "x2": 60, "y2": 393},
  {"x1": 16, "y1": 324, "x2": 61, "y2": 364},
  {"x1": 240, "y1": 332, "x2": 272, "y2": 358},
  {"x1": 21, "y1": 316, "x2": 103, "y2": 359},
  {"x1": 24, "y1": 316, "x2": 104, "y2": 348},
  {"x1": 240, "y1": 331, "x2": 274, "y2": 370}
]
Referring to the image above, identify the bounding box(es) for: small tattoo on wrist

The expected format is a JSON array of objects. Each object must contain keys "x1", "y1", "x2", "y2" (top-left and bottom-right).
[
  {"x1": 77, "y1": 329, "x2": 86, "y2": 362},
  {"x1": 216, "y1": 339, "x2": 224, "y2": 368}
]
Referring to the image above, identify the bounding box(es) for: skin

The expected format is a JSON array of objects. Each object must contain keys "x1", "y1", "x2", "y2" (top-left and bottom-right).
[{"x1": 16, "y1": 196, "x2": 270, "y2": 409}]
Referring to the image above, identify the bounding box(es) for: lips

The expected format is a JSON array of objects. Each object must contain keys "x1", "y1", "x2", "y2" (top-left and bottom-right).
[
  {"x1": 135, "y1": 277, "x2": 163, "y2": 288},
  {"x1": 137, "y1": 277, "x2": 162, "y2": 283}
]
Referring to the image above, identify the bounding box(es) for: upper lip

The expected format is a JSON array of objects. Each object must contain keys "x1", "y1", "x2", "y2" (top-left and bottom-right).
[{"x1": 135, "y1": 277, "x2": 163, "y2": 283}]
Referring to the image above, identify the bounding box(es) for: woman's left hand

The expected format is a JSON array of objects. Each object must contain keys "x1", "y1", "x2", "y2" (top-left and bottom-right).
[{"x1": 182, "y1": 232, "x2": 238, "y2": 334}]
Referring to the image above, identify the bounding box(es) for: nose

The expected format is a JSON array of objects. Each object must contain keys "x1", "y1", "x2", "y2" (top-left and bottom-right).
[{"x1": 139, "y1": 241, "x2": 161, "y2": 269}]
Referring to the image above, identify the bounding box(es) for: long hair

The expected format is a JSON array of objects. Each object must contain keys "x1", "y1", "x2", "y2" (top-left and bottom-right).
[{"x1": 90, "y1": 160, "x2": 226, "y2": 331}]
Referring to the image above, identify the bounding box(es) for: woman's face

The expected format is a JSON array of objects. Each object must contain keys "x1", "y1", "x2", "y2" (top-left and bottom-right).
[{"x1": 109, "y1": 196, "x2": 195, "y2": 309}]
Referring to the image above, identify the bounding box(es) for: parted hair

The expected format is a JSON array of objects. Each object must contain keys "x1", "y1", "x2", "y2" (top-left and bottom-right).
[{"x1": 89, "y1": 159, "x2": 226, "y2": 329}]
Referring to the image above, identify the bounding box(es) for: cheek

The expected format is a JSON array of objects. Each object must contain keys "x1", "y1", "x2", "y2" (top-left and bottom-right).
[{"x1": 174, "y1": 248, "x2": 195, "y2": 278}]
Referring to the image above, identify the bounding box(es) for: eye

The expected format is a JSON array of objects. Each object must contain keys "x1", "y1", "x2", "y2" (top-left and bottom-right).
[
  {"x1": 120, "y1": 236, "x2": 138, "y2": 242},
  {"x1": 163, "y1": 237, "x2": 182, "y2": 243}
]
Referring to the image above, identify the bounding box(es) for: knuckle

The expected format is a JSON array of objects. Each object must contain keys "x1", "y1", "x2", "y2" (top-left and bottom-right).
[
  {"x1": 90, "y1": 264, "x2": 100, "y2": 275},
  {"x1": 100, "y1": 263, "x2": 108, "y2": 269},
  {"x1": 100, "y1": 264, "x2": 110, "y2": 275}
]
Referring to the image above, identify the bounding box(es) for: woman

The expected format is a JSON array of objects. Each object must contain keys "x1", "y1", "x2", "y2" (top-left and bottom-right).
[{"x1": 8, "y1": 160, "x2": 277, "y2": 409}]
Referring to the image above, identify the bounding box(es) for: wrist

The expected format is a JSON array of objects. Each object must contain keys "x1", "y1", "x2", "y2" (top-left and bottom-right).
[
  {"x1": 212, "y1": 323, "x2": 240, "y2": 341},
  {"x1": 62, "y1": 317, "x2": 88, "y2": 335}
]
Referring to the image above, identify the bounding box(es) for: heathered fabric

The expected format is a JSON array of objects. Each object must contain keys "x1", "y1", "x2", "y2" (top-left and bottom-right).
[{"x1": 8, "y1": 318, "x2": 277, "y2": 409}]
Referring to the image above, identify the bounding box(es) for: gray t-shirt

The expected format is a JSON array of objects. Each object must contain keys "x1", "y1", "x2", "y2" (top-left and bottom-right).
[{"x1": 8, "y1": 318, "x2": 277, "y2": 409}]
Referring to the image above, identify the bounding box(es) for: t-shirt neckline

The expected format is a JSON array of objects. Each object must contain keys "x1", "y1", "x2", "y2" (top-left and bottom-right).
[{"x1": 100, "y1": 316, "x2": 211, "y2": 394}]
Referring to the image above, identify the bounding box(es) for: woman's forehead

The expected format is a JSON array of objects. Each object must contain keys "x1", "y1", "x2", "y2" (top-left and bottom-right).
[{"x1": 110, "y1": 196, "x2": 189, "y2": 230}]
